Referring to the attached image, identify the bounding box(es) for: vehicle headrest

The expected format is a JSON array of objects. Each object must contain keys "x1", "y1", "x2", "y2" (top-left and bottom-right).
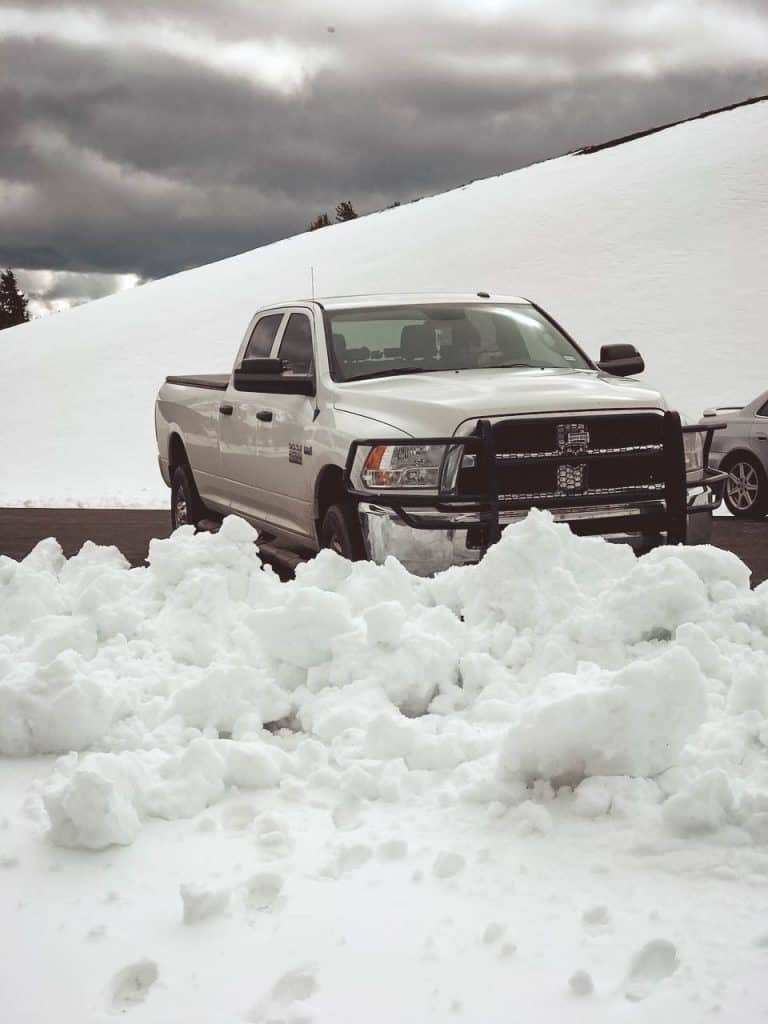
[
  {"x1": 450, "y1": 319, "x2": 482, "y2": 351},
  {"x1": 401, "y1": 324, "x2": 435, "y2": 360},
  {"x1": 347, "y1": 346, "x2": 370, "y2": 362},
  {"x1": 332, "y1": 332, "x2": 347, "y2": 353}
]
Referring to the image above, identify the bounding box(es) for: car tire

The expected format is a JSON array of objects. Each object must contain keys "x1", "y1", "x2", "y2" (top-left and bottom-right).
[
  {"x1": 320, "y1": 502, "x2": 365, "y2": 560},
  {"x1": 723, "y1": 454, "x2": 768, "y2": 519},
  {"x1": 170, "y1": 464, "x2": 207, "y2": 530}
]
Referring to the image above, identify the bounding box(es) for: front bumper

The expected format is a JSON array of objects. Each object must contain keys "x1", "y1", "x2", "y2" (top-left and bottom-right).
[
  {"x1": 359, "y1": 488, "x2": 721, "y2": 575},
  {"x1": 348, "y1": 416, "x2": 727, "y2": 576}
]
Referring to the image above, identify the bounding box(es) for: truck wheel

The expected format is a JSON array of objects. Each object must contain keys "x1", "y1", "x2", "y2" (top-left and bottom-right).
[
  {"x1": 723, "y1": 454, "x2": 768, "y2": 519},
  {"x1": 320, "y1": 503, "x2": 365, "y2": 560},
  {"x1": 170, "y1": 464, "x2": 207, "y2": 530}
]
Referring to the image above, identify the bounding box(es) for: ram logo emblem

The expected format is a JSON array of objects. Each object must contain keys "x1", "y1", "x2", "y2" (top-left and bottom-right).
[
  {"x1": 557, "y1": 422, "x2": 590, "y2": 453},
  {"x1": 556, "y1": 423, "x2": 589, "y2": 493}
]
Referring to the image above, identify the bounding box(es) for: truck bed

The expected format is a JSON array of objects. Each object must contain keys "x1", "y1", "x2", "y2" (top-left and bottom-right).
[{"x1": 165, "y1": 374, "x2": 230, "y2": 391}]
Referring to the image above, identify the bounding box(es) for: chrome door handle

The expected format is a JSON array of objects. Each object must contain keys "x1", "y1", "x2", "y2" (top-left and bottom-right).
[
  {"x1": 219, "y1": 403, "x2": 233, "y2": 416},
  {"x1": 756, "y1": 433, "x2": 768, "y2": 440},
  {"x1": 256, "y1": 410, "x2": 273, "y2": 422}
]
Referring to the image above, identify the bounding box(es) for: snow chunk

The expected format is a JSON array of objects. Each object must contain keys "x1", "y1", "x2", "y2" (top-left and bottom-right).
[
  {"x1": 662, "y1": 770, "x2": 736, "y2": 835},
  {"x1": 499, "y1": 647, "x2": 706, "y2": 785},
  {"x1": 250, "y1": 587, "x2": 357, "y2": 669},
  {"x1": 44, "y1": 762, "x2": 141, "y2": 850},
  {"x1": 225, "y1": 742, "x2": 283, "y2": 789},
  {"x1": 364, "y1": 712, "x2": 417, "y2": 760}
]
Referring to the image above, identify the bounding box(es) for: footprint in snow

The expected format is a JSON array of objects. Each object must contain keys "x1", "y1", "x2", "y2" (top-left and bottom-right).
[
  {"x1": 272, "y1": 965, "x2": 319, "y2": 1005},
  {"x1": 432, "y1": 852, "x2": 466, "y2": 880},
  {"x1": 624, "y1": 939, "x2": 679, "y2": 1001},
  {"x1": 581, "y1": 905, "x2": 612, "y2": 930},
  {"x1": 246, "y1": 963, "x2": 319, "y2": 1021},
  {"x1": 180, "y1": 882, "x2": 230, "y2": 925},
  {"x1": 377, "y1": 838, "x2": 408, "y2": 861},
  {"x1": 481, "y1": 922, "x2": 506, "y2": 945},
  {"x1": 244, "y1": 871, "x2": 283, "y2": 910},
  {"x1": 568, "y1": 969, "x2": 594, "y2": 997},
  {"x1": 109, "y1": 959, "x2": 159, "y2": 1011},
  {"x1": 255, "y1": 814, "x2": 294, "y2": 858},
  {"x1": 319, "y1": 843, "x2": 372, "y2": 879}
]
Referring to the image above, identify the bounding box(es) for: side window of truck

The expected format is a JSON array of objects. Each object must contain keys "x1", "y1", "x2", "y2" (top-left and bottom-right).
[
  {"x1": 244, "y1": 313, "x2": 283, "y2": 359},
  {"x1": 278, "y1": 313, "x2": 314, "y2": 376}
]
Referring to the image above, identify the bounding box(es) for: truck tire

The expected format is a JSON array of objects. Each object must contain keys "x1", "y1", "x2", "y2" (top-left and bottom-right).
[
  {"x1": 170, "y1": 464, "x2": 207, "y2": 530},
  {"x1": 723, "y1": 454, "x2": 768, "y2": 519},
  {"x1": 320, "y1": 503, "x2": 365, "y2": 560}
]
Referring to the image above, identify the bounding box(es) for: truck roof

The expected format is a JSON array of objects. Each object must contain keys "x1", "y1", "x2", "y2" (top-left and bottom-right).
[{"x1": 259, "y1": 292, "x2": 530, "y2": 313}]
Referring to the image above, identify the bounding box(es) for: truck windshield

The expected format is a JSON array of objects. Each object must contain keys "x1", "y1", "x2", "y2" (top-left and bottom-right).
[{"x1": 326, "y1": 303, "x2": 591, "y2": 382}]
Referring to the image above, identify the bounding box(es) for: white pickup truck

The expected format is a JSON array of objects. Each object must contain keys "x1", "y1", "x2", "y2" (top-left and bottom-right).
[{"x1": 155, "y1": 293, "x2": 724, "y2": 574}]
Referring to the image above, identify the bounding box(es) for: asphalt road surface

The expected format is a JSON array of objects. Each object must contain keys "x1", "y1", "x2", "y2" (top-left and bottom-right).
[{"x1": 1, "y1": 509, "x2": 767, "y2": 586}]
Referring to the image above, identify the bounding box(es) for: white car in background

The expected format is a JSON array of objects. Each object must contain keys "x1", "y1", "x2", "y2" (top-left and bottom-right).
[
  {"x1": 155, "y1": 293, "x2": 725, "y2": 574},
  {"x1": 703, "y1": 389, "x2": 768, "y2": 518}
]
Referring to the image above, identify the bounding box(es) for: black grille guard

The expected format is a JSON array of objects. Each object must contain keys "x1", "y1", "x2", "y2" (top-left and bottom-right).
[{"x1": 344, "y1": 414, "x2": 727, "y2": 547}]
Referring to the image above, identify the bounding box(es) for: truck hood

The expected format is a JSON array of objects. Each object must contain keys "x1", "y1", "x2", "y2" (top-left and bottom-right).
[{"x1": 333, "y1": 367, "x2": 668, "y2": 437}]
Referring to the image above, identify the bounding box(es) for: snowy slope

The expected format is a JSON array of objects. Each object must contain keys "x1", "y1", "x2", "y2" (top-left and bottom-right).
[
  {"x1": 2, "y1": 98, "x2": 767, "y2": 506},
  {"x1": 2, "y1": 513, "x2": 768, "y2": 1022}
]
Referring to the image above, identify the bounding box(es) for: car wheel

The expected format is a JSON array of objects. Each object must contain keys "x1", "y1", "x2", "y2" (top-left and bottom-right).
[
  {"x1": 170, "y1": 464, "x2": 207, "y2": 530},
  {"x1": 320, "y1": 503, "x2": 365, "y2": 560},
  {"x1": 723, "y1": 454, "x2": 768, "y2": 519}
]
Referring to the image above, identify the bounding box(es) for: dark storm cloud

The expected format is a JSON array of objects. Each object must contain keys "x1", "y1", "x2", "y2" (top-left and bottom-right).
[{"x1": 1, "y1": 0, "x2": 766, "y2": 307}]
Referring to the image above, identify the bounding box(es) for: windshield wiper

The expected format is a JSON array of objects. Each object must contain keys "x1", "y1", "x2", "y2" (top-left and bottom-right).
[
  {"x1": 349, "y1": 367, "x2": 429, "y2": 382},
  {"x1": 348, "y1": 362, "x2": 547, "y2": 382}
]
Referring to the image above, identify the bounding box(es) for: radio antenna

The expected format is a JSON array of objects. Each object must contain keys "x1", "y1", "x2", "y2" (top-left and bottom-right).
[{"x1": 310, "y1": 266, "x2": 316, "y2": 301}]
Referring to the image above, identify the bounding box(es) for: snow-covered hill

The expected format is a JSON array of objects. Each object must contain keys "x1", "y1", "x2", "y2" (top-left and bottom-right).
[{"x1": 2, "y1": 98, "x2": 767, "y2": 507}]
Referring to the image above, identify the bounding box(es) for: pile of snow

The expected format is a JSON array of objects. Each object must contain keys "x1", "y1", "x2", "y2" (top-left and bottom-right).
[
  {"x1": 3, "y1": 514, "x2": 768, "y2": 1020},
  {"x1": 2, "y1": 512, "x2": 766, "y2": 851},
  {"x1": 2, "y1": 98, "x2": 767, "y2": 505}
]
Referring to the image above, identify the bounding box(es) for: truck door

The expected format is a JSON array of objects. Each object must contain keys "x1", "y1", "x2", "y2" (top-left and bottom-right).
[
  {"x1": 257, "y1": 310, "x2": 318, "y2": 539},
  {"x1": 218, "y1": 310, "x2": 286, "y2": 526}
]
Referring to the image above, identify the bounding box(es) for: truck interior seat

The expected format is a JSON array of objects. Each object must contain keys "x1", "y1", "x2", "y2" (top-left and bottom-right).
[
  {"x1": 401, "y1": 324, "x2": 435, "y2": 361},
  {"x1": 497, "y1": 320, "x2": 531, "y2": 362},
  {"x1": 445, "y1": 320, "x2": 482, "y2": 367},
  {"x1": 346, "y1": 346, "x2": 371, "y2": 363}
]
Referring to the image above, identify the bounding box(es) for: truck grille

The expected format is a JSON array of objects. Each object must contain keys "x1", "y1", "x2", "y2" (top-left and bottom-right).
[{"x1": 459, "y1": 413, "x2": 668, "y2": 508}]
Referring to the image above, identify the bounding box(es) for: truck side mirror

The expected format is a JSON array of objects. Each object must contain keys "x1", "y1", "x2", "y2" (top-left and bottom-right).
[
  {"x1": 233, "y1": 357, "x2": 315, "y2": 396},
  {"x1": 597, "y1": 343, "x2": 645, "y2": 377},
  {"x1": 239, "y1": 357, "x2": 283, "y2": 375}
]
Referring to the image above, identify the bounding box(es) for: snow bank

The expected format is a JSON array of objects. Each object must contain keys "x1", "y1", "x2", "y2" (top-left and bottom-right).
[
  {"x1": 2, "y1": 512, "x2": 767, "y2": 851},
  {"x1": 2, "y1": 99, "x2": 767, "y2": 505}
]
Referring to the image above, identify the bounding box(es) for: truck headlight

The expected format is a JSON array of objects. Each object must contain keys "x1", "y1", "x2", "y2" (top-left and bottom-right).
[
  {"x1": 683, "y1": 431, "x2": 704, "y2": 477},
  {"x1": 361, "y1": 444, "x2": 447, "y2": 489}
]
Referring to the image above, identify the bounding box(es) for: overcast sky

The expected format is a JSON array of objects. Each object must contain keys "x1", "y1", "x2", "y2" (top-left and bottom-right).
[{"x1": 1, "y1": 0, "x2": 766, "y2": 315}]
